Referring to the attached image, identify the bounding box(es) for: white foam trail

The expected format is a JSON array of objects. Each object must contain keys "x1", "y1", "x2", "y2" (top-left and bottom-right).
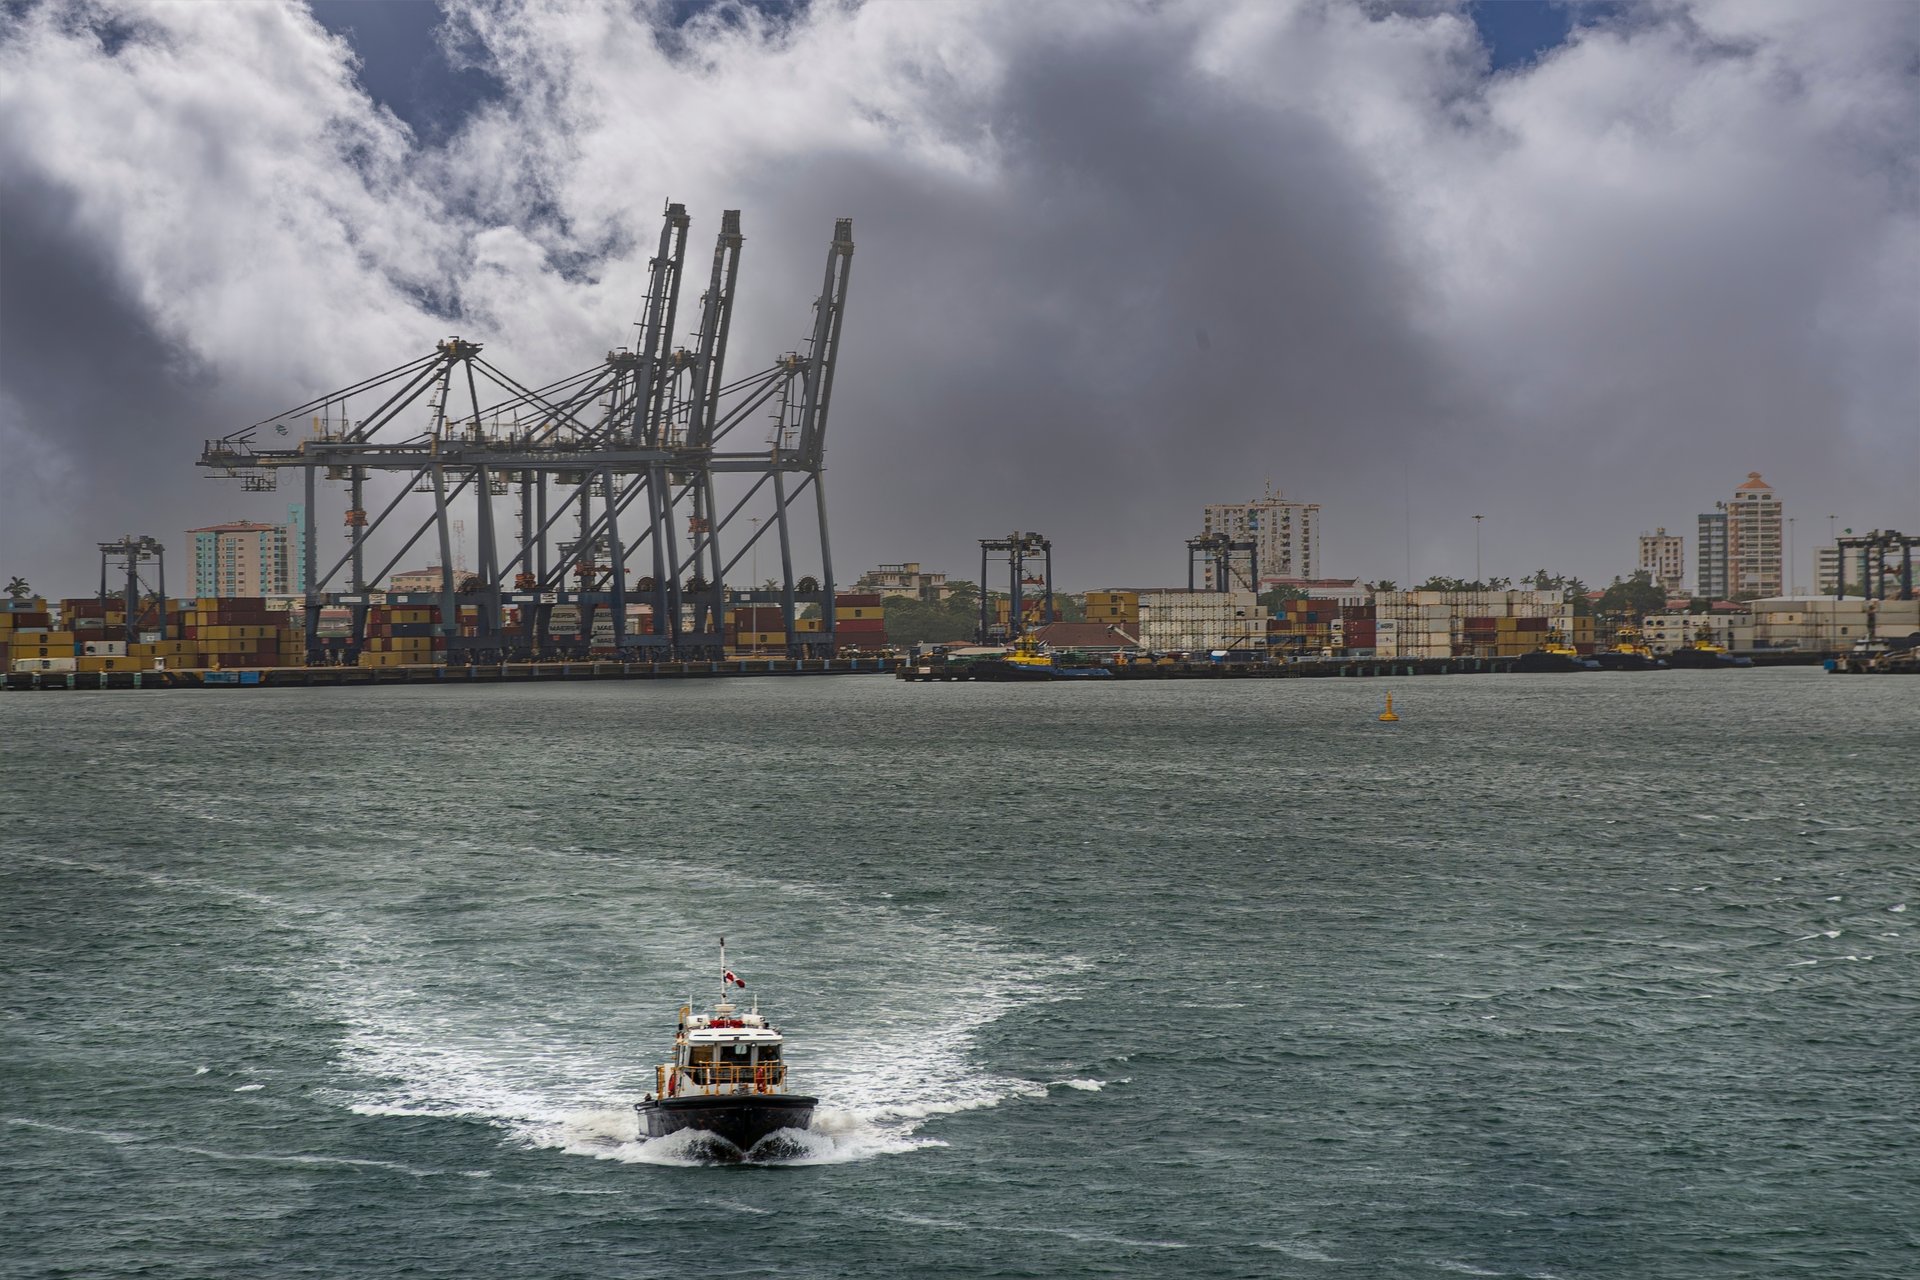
[
  {"x1": 313, "y1": 858, "x2": 1087, "y2": 1167},
  {"x1": 1256, "y1": 1241, "x2": 1342, "y2": 1263}
]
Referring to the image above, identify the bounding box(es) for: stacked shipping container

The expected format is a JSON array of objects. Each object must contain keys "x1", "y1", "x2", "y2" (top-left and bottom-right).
[
  {"x1": 1371, "y1": 590, "x2": 1574, "y2": 659},
  {"x1": 6, "y1": 597, "x2": 300, "y2": 672},
  {"x1": 358, "y1": 605, "x2": 447, "y2": 667},
  {"x1": 1135, "y1": 590, "x2": 1266, "y2": 653}
]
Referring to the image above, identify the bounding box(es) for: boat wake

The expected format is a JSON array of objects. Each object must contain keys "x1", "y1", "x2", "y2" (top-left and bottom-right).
[{"x1": 313, "y1": 860, "x2": 1084, "y2": 1167}]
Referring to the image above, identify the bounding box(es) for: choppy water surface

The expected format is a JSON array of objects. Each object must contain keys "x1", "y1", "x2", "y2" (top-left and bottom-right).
[{"x1": 3, "y1": 670, "x2": 1915, "y2": 1278}]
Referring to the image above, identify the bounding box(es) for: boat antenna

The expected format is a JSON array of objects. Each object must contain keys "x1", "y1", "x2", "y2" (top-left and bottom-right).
[{"x1": 719, "y1": 935, "x2": 727, "y2": 1005}]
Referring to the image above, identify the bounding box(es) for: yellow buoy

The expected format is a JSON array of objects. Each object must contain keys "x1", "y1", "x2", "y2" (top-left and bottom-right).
[{"x1": 1379, "y1": 693, "x2": 1399, "y2": 722}]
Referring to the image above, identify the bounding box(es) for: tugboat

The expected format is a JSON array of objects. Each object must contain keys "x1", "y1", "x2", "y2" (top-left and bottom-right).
[
  {"x1": 1592, "y1": 625, "x2": 1667, "y2": 672},
  {"x1": 1516, "y1": 626, "x2": 1594, "y2": 672},
  {"x1": 635, "y1": 940, "x2": 815, "y2": 1156},
  {"x1": 967, "y1": 629, "x2": 1114, "y2": 681},
  {"x1": 1665, "y1": 623, "x2": 1753, "y2": 669}
]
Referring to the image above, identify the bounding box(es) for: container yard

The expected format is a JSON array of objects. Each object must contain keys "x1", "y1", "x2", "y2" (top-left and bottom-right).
[{"x1": 2, "y1": 588, "x2": 896, "y2": 691}]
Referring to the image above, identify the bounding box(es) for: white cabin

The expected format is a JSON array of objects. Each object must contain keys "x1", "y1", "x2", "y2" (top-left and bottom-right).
[{"x1": 655, "y1": 1000, "x2": 790, "y2": 1099}]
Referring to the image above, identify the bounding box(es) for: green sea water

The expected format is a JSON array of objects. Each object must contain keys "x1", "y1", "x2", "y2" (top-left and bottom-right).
[{"x1": 2, "y1": 669, "x2": 1915, "y2": 1278}]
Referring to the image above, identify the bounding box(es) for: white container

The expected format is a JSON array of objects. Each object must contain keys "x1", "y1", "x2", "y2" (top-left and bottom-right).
[
  {"x1": 12, "y1": 657, "x2": 77, "y2": 672},
  {"x1": 82, "y1": 640, "x2": 127, "y2": 656}
]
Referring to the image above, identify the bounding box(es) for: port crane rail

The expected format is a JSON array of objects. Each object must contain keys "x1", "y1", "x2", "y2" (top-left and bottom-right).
[{"x1": 197, "y1": 206, "x2": 854, "y2": 662}]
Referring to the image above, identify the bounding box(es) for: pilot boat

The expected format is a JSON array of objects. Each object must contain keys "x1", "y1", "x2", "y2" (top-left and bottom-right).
[{"x1": 634, "y1": 940, "x2": 816, "y2": 1155}]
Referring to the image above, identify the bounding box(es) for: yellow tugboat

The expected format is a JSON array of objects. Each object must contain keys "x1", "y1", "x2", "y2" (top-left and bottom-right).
[
  {"x1": 1517, "y1": 626, "x2": 1593, "y2": 672},
  {"x1": 1667, "y1": 622, "x2": 1751, "y2": 668},
  {"x1": 1593, "y1": 625, "x2": 1666, "y2": 671},
  {"x1": 967, "y1": 629, "x2": 1114, "y2": 681}
]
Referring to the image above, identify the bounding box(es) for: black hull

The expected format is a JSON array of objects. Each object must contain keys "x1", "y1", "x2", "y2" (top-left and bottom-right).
[
  {"x1": 1665, "y1": 649, "x2": 1749, "y2": 669},
  {"x1": 636, "y1": 1095, "x2": 816, "y2": 1154},
  {"x1": 1515, "y1": 652, "x2": 1589, "y2": 673},
  {"x1": 1592, "y1": 652, "x2": 1666, "y2": 672},
  {"x1": 964, "y1": 661, "x2": 1112, "y2": 681}
]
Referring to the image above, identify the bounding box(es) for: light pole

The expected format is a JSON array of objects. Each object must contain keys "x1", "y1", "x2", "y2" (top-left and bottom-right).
[
  {"x1": 1788, "y1": 516, "x2": 1796, "y2": 596},
  {"x1": 1473, "y1": 514, "x2": 1485, "y2": 585},
  {"x1": 748, "y1": 517, "x2": 761, "y2": 654}
]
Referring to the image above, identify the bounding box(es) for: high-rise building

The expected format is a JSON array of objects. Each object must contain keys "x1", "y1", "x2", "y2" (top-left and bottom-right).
[
  {"x1": 1815, "y1": 546, "x2": 1841, "y2": 596},
  {"x1": 190, "y1": 521, "x2": 297, "y2": 597},
  {"x1": 1202, "y1": 490, "x2": 1319, "y2": 587},
  {"x1": 285, "y1": 503, "x2": 307, "y2": 595},
  {"x1": 1727, "y1": 471, "x2": 1783, "y2": 597},
  {"x1": 1696, "y1": 509, "x2": 1728, "y2": 599},
  {"x1": 1638, "y1": 528, "x2": 1684, "y2": 594}
]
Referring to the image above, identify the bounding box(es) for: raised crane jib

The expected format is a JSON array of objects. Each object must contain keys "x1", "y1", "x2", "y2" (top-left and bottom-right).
[{"x1": 793, "y1": 218, "x2": 854, "y2": 466}]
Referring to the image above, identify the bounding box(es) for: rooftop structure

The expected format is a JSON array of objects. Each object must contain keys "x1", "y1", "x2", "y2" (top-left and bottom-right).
[{"x1": 389, "y1": 565, "x2": 476, "y2": 595}]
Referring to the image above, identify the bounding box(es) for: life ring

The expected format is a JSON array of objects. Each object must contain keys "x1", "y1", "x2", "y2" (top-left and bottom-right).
[
  {"x1": 754, "y1": 1066, "x2": 768, "y2": 1094},
  {"x1": 665, "y1": 1071, "x2": 677, "y2": 1098}
]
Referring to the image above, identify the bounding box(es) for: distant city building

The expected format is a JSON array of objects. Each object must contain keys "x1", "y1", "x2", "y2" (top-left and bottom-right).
[
  {"x1": 1696, "y1": 509, "x2": 1729, "y2": 599},
  {"x1": 1727, "y1": 471, "x2": 1783, "y2": 597},
  {"x1": 388, "y1": 565, "x2": 474, "y2": 594},
  {"x1": 1815, "y1": 545, "x2": 1841, "y2": 596},
  {"x1": 190, "y1": 521, "x2": 297, "y2": 598},
  {"x1": 1638, "y1": 528, "x2": 1685, "y2": 593},
  {"x1": 854, "y1": 561, "x2": 950, "y2": 601},
  {"x1": 1201, "y1": 489, "x2": 1319, "y2": 587},
  {"x1": 285, "y1": 503, "x2": 307, "y2": 595}
]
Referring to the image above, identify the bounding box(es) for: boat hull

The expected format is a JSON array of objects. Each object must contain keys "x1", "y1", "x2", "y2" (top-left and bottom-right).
[
  {"x1": 1515, "y1": 652, "x2": 1591, "y2": 673},
  {"x1": 1664, "y1": 649, "x2": 1750, "y2": 669},
  {"x1": 965, "y1": 660, "x2": 1113, "y2": 681},
  {"x1": 636, "y1": 1094, "x2": 817, "y2": 1153},
  {"x1": 1592, "y1": 652, "x2": 1666, "y2": 672}
]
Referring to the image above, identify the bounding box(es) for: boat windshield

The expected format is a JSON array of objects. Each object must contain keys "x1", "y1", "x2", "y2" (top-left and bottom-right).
[{"x1": 687, "y1": 1043, "x2": 780, "y2": 1066}]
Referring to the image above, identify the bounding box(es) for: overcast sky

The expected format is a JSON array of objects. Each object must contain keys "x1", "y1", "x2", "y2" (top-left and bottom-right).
[{"x1": 2, "y1": 0, "x2": 1915, "y2": 596}]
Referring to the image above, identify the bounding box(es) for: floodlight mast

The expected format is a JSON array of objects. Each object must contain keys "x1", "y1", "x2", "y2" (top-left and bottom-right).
[{"x1": 196, "y1": 205, "x2": 855, "y2": 664}]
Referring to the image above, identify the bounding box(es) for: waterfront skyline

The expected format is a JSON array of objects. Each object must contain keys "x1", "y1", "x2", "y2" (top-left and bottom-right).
[{"x1": 3, "y1": 1, "x2": 1916, "y2": 595}]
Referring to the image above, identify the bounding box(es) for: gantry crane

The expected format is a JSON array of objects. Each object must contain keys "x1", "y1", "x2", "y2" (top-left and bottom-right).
[{"x1": 198, "y1": 205, "x2": 854, "y2": 662}]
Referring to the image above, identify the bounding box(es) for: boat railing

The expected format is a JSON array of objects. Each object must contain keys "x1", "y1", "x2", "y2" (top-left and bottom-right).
[{"x1": 658, "y1": 1062, "x2": 788, "y2": 1097}]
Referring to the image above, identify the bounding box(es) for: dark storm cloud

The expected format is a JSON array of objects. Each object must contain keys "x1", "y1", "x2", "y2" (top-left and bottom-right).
[
  {"x1": 743, "y1": 21, "x2": 1466, "y2": 585},
  {"x1": 0, "y1": 171, "x2": 269, "y2": 584}
]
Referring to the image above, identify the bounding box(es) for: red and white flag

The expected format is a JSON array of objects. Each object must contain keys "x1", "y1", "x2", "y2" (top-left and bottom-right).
[{"x1": 724, "y1": 969, "x2": 746, "y2": 989}]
